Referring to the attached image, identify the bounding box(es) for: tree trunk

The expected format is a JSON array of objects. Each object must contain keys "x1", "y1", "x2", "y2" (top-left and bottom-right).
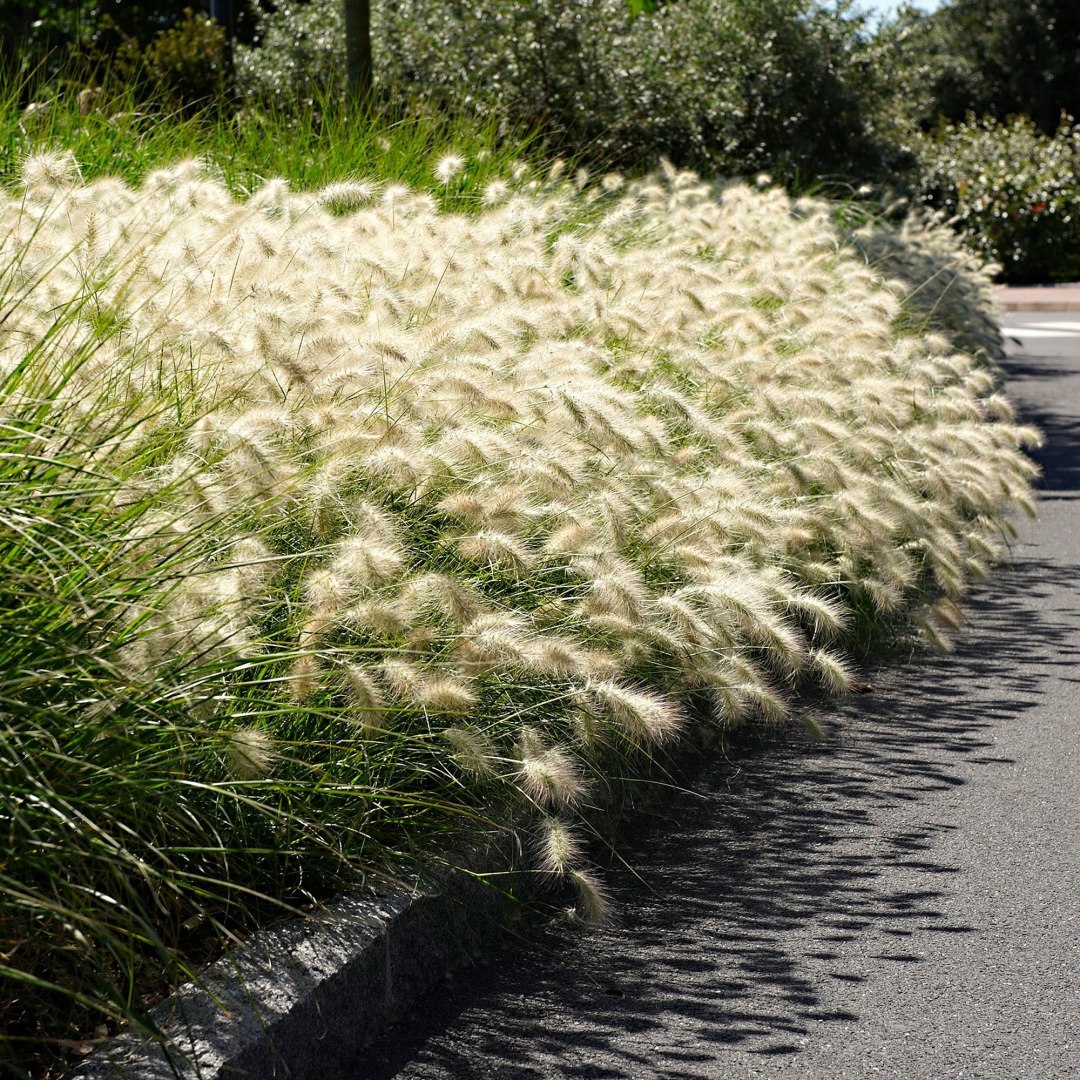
[
  {"x1": 209, "y1": 0, "x2": 234, "y2": 90},
  {"x1": 344, "y1": 0, "x2": 373, "y2": 101}
]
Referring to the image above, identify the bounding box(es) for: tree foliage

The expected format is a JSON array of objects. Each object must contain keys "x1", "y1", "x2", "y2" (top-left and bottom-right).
[
  {"x1": 239, "y1": 0, "x2": 893, "y2": 183},
  {"x1": 878, "y1": 0, "x2": 1080, "y2": 133},
  {"x1": 1, "y1": 2, "x2": 260, "y2": 88}
]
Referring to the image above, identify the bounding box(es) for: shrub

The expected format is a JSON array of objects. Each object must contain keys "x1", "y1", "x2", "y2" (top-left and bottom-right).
[
  {"x1": 237, "y1": 0, "x2": 890, "y2": 182},
  {"x1": 2, "y1": 5, "x2": 213, "y2": 102},
  {"x1": 913, "y1": 114, "x2": 1080, "y2": 284},
  {"x1": 872, "y1": 1, "x2": 1080, "y2": 138},
  {"x1": 138, "y1": 7, "x2": 230, "y2": 108}
]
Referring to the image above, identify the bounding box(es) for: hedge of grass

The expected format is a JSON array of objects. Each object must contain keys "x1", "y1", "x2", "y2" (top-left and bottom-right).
[{"x1": 0, "y1": 131, "x2": 1037, "y2": 1075}]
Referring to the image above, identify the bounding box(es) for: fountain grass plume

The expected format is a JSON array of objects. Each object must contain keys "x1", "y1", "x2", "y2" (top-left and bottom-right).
[{"x1": 0, "y1": 146, "x2": 1040, "y2": 1072}]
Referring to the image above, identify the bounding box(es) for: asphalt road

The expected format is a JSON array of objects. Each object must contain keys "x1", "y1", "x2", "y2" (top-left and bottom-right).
[{"x1": 355, "y1": 312, "x2": 1080, "y2": 1080}]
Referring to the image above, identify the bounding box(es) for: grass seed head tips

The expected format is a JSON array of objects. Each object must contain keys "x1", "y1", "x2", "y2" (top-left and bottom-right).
[
  {"x1": 226, "y1": 726, "x2": 276, "y2": 779},
  {"x1": 516, "y1": 727, "x2": 588, "y2": 809},
  {"x1": 434, "y1": 153, "x2": 466, "y2": 185},
  {"x1": 0, "y1": 146, "x2": 1038, "y2": 1061}
]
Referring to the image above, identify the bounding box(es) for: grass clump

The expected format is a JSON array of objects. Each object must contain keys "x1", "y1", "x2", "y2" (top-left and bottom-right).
[
  {"x1": 0, "y1": 142, "x2": 1038, "y2": 1076},
  {"x1": 0, "y1": 78, "x2": 543, "y2": 213}
]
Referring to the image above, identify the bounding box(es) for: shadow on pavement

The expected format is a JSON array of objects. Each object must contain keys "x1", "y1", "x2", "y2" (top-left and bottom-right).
[
  {"x1": 1002, "y1": 352, "x2": 1080, "y2": 494},
  {"x1": 358, "y1": 553, "x2": 1080, "y2": 1080}
]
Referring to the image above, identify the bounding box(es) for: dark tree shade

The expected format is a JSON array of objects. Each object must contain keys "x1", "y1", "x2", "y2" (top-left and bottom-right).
[
  {"x1": 343, "y1": 0, "x2": 372, "y2": 100},
  {"x1": 1, "y1": 3, "x2": 264, "y2": 70},
  {"x1": 210, "y1": 0, "x2": 234, "y2": 39},
  {"x1": 927, "y1": 0, "x2": 1080, "y2": 131}
]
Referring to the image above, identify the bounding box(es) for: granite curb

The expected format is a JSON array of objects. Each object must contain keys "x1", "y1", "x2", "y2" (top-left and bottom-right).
[
  {"x1": 997, "y1": 284, "x2": 1080, "y2": 311},
  {"x1": 66, "y1": 839, "x2": 530, "y2": 1080}
]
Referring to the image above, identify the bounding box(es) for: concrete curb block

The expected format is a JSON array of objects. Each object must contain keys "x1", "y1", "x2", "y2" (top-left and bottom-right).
[
  {"x1": 997, "y1": 285, "x2": 1080, "y2": 312},
  {"x1": 68, "y1": 845, "x2": 527, "y2": 1080}
]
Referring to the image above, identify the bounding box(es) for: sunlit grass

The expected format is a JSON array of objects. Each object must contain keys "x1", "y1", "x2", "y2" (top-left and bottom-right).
[
  {"x1": 0, "y1": 122, "x2": 1039, "y2": 1078},
  {"x1": 0, "y1": 76, "x2": 546, "y2": 213}
]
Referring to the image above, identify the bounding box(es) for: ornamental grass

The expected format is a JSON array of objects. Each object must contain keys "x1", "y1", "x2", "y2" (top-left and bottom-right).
[{"x1": 0, "y1": 149, "x2": 1037, "y2": 1073}]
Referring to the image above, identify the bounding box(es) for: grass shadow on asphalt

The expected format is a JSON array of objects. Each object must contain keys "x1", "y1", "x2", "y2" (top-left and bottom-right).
[
  {"x1": 354, "y1": 346, "x2": 1079, "y2": 1079},
  {"x1": 356, "y1": 551, "x2": 1080, "y2": 1080},
  {"x1": 1003, "y1": 352, "x2": 1080, "y2": 496}
]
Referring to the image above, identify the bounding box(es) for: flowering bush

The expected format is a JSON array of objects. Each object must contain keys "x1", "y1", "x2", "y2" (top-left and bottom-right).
[{"x1": 914, "y1": 115, "x2": 1080, "y2": 284}]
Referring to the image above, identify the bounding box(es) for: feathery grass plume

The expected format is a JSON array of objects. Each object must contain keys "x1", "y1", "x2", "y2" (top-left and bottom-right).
[
  {"x1": 458, "y1": 612, "x2": 532, "y2": 669},
  {"x1": 228, "y1": 536, "x2": 276, "y2": 603},
  {"x1": 543, "y1": 521, "x2": 599, "y2": 556},
  {"x1": 434, "y1": 153, "x2": 466, "y2": 185},
  {"x1": 578, "y1": 559, "x2": 650, "y2": 620},
  {"x1": 930, "y1": 597, "x2": 966, "y2": 630},
  {"x1": 288, "y1": 653, "x2": 322, "y2": 700},
  {"x1": 481, "y1": 178, "x2": 510, "y2": 206},
  {"x1": 442, "y1": 725, "x2": 499, "y2": 779},
  {"x1": 807, "y1": 648, "x2": 856, "y2": 694},
  {"x1": 537, "y1": 816, "x2": 585, "y2": 876},
  {"x1": 343, "y1": 664, "x2": 386, "y2": 731},
  {"x1": 317, "y1": 179, "x2": 379, "y2": 215},
  {"x1": 343, "y1": 600, "x2": 410, "y2": 636},
  {"x1": 414, "y1": 674, "x2": 477, "y2": 714},
  {"x1": 737, "y1": 680, "x2": 790, "y2": 724},
  {"x1": 516, "y1": 727, "x2": 588, "y2": 808},
  {"x1": 380, "y1": 657, "x2": 426, "y2": 700},
  {"x1": 584, "y1": 681, "x2": 683, "y2": 745},
  {"x1": 916, "y1": 612, "x2": 956, "y2": 653},
  {"x1": 710, "y1": 677, "x2": 752, "y2": 728},
  {"x1": 437, "y1": 491, "x2": 490, "y2": 525},
  {"x1": 226, "y1": 726, "x2": 276, "y2": 779},
  {"x1": 19, "y1": 148, "x2": 82, "y2": 194},
  {"x1": 568, "y1": 867, "x2": 612, "y2": 926},
  {"x1": 0, "y1": 133, "x2": 1043, "y2": 1069},
  {"x1": 457, "y1": 530, "x2": 534, "y2": 572},
  {"x1": 332, "y1": 533, "x2": 406, "y2": 589},
  {"x1": 399, "y1": 573, "x2": 482, "y2": 626},
  {"x1": 524, "y1": 635, "x2": 589, "y2": 677},
  {"x1": 305, "y1": 568, "x2": 352, "y2": 615}
]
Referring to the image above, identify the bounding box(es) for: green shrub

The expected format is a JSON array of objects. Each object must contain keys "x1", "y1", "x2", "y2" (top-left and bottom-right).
[
  {"x1": 2, "y1": 5, "x2": 221, "y2": 104},
  {"x1": 914, "y1": 114, "x2": 1080, "y2": 284},
  {"x1": 138, "y1": 7, "x2": 230, "y2": 109},
  {"x1": 872, "y1": 1, "x2": 1080, "y2": 138},
  {"x1": 237, "y1": 0, "x2": 890, "y2": 182}
]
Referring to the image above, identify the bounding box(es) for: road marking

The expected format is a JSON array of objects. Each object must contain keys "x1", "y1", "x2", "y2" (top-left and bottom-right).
[{"x1": 1000, "y1": 325, "x2": 1080, "y2": 338}]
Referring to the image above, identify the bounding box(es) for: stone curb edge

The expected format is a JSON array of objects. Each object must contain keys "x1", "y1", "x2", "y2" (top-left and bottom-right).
[
  {"x1": 66, "y1": 837, "x2": 529, "y2": 1080},
  {"x1": 997, "y1": 285, "x2": 1080, "y2": 313}
]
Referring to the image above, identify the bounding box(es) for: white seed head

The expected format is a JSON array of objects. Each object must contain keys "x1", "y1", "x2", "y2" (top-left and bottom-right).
[
  {"x1": 434, "y1": 153, "x2": 466, "y2": 185},
  {"x1": 344, "y1": 664, "x2": 386, "y2": 731},
  {"x1": 568, "y1": 867, "x2": 611, "y2": 926},
  {"x1": 516, "y1": 727, "x2": 588, "y2": 808},
  {"x1": 442, "y1": 725, "x2": 499, "y2": 779},
  {"x1": 226, "y1": 726, "x2": 275, "y2": 779},
  {"x1": 538, "y1": 816, "x2": 584, "y2": 876},
  {"x1": 584, "y1": 681, "x2": 683, "y2": 745}
]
